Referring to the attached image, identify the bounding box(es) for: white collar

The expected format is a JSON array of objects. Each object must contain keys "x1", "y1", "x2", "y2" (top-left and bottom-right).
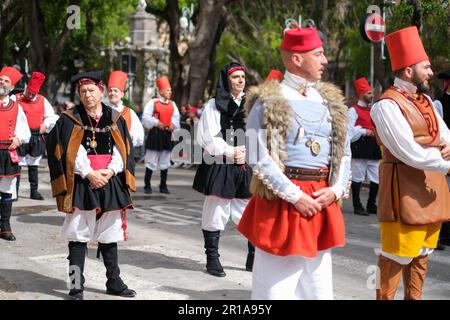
[
  {"x1": 282, "y1": 71, "x2": 316, "y2": 96},
  {"x1": 231, "y1": 91, "x2": 245, "y2": 101},
  {"x1": 0, "y1": 95, "x2": 10, "y2": 106},
  {"x1": 357, "y1": 100, "x2": 369, "y2": 107},
  {"x1": 394, "y1": 77, "x2": 417, "y2": 94},
  {"x1": 110, "y1": 101, "x2": 124, "y2": 112}
]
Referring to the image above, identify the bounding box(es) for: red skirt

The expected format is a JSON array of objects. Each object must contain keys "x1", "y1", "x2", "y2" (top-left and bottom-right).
[{"x1": 237, "y1": 179, "x2": 345, "y2": 257}]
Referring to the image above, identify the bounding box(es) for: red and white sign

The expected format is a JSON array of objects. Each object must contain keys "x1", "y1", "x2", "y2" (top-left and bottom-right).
[{"x1": 364, "y1": 13, "x2": 385, "y2": 43}]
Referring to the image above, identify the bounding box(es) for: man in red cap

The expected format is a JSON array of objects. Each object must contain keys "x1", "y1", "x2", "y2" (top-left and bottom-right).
[
  {"x1": 0, "y1": 66, "x2": 31, "y2": 241},
  {"x1": 47, "y1": 70, "x2": 136, "y2": 300},
  {"x1": 265, "y1": 69, "x2": 283, "y2": 82},
  {"x1": 14, "y1": 71, "x2": 58, "y2": 201},
  {"x1": 371, "y1": 26, "x2": 450, "y2": 300},
  {"x1": 142, "y1": 75, "x2": 180, "y2": 194},
  {"x1": 348, "y1": 77, "x2": 381, "y2": 216},
  {"x1": 237, "y1": 27, "x2": 351, "y2": 299}
]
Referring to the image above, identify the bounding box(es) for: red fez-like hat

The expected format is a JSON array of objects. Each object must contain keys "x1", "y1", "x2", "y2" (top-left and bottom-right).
[
  {"x1": 354, "y1": 77, "x2": 371, "y2": 97},
  {"x1": 27, "y1": 72, "x2": 46, "y2": 94},
  {"x1": 0, "y1": 66, "x2": 23, "y2": 86},
  {"x1": 108, "y1": 71, "x2": 128, "y2": 92},
  {"x1": 280, "y1": 27, "x2": 323, "y2": 52},
  {"x1": 156, "y1": 76, "x2": 171, "y2": 91},
  {"x1": 385, "y1": 26, "x2": 429, "y2": 71},
  {"x1": 265, "y1": 69, "x2": 283, "y2": 82}
]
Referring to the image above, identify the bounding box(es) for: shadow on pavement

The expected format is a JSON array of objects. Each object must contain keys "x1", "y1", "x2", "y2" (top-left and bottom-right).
[
  {"x1": 157, "y1": 286, "x2": 250, "y2": 300},
  {"x1": 16, "y1": 215, "x2": 65, "y2": 226}
]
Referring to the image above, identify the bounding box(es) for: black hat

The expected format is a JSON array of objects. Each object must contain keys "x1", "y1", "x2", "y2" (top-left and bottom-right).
[
  {"x1": 437, "y1": 69, "x2": 450, "y2": 80},
  {"x1": 70, "y1": 70, "x2": 103, "y2": 83}
]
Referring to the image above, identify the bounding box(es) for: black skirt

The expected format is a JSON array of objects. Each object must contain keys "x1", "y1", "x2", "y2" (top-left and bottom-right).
[
  {"x1": 351, "y1": 136, "x2": 382, "y2": 160},
  {"x1": 145, "y1": 127, "x2": 174, "y2": 151},
  {"x1": 193, "y1": 163, "x2": 252, "y2": 199},
  {"x1": 18, "y1": 132, "x2": 46, "y2": 157},
  {"x1": 0, "y1": 149, "x2": 20, "y2": 177},
  {"x1": 72, "y1": 172, "x2": 133, "y2": 213}
]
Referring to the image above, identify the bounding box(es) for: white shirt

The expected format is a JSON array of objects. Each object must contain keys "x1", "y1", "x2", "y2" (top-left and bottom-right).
[
  {"x1": 371, "y1": 77, "x2": 450, "y2": 174},
  {"x1": 142, "y1": 97, "x2": 180, "y2": 130},
  {"x1": 11, "y1": 94, "x2": 58, "y2": 133},
  {"x1": 109, "y1": 101, "x2": 145, "y2": 147},
  {"x1": 0, "y1": 95, "x2": 31, "y2": 144}
]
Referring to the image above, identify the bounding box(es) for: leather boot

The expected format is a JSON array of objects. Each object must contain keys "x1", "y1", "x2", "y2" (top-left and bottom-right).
[
  {"x1": 144, "y1": 168, "x2": 152, "y2": 194},
  {"x1": 439, "y1": 222, "x2": 450, "y2": 246},
  {"x1": 366, "y1": 182, "x2": 379, "y2": 214},
  {"x1": 28, "y1": 166, "x2": 44, "y2": 200},
  {"x1": 376, "y1": 255, "x2": 404, "y2": 300},
  {"x1": 0, "y1": 193, "x2": 15, "y2": 241},
  {"x1": 98, "y1": 242, "x2": 136, "y2": 298},
  {"x1": 202, "y1": 229, "x2": 226, "y2": 277},
  {"x1": 245, "y1": 241, "x2": 255, "y2": 272},
  {"x1": 159, "y1": 169, "x2": 170, "y2": 194},
  {"x1": 402, "y1": 255, "x2": 429, "y2": 300},
  {"x1": 352, "y1": 181, "x2": 368, "y2": 216},
  {"x1": 14, "y1": 168, "x2": 20, "y2": 201},
  {"x1": 68, "y1": 241, "x2": 87, "y2": 300}
]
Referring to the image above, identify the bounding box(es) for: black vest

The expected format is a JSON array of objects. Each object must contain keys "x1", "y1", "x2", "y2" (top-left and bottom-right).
[
  {"x1": 78, "y1": 105, "x2": 113, "y2": 155},
  {"x1": 219, "y1": 98, "x2": 246, "y2": 147},
  {"x1": 439, "y1": 93, "x2": 450, "y2": 127}
]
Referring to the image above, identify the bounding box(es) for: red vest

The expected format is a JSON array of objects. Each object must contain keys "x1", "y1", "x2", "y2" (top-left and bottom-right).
[
  {"x1": 16, "y1": 93, "x2": 45, "y2": 129},
  {"x1": 120, "y1": 106, "x2": 132, "y2": 131},
  {"x1": 354, "y1": 104, "x2": 374, "y2": 130},
  {"x1": 0, "y1": 99, "x2": 19, "y2": 140},
  {"x1": 153, "y1": 99, "x2": 174, "y2": 126}
]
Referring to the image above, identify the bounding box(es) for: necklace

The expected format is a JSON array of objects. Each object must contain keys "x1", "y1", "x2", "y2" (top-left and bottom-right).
[
  {"x1": 292, "y1": 109, "x2": 329, "y2": 156},
  {"x1": 86, "y1": 113, "x2": 102, "y2": 151}
]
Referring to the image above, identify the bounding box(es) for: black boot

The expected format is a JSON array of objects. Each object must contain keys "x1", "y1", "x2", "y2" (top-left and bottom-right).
[
  {"x1": 28, "y1": 166, "x2": 44, "y2": 200},
  {"x1": 98, "y1": 242, "x2": 136, "y2": 298},
  {"x1": 159, "y1": 169, "x2": 170, "y2": 194},
  {"x1": 68, "y1": 241, "x2": 87, "y2": 300},
  {"x1": 144, "y1": 168, "x2": 153, "y2": 194},
  {"x1": 366, "y1": 182, "x2": 379, "y2": 214},
  {"x1": 439, "y1": 222, "x2": 450, "y2": 246},
  {"x1": 246, "y1": 241, "x2": 255, "y2": 272},
  {"x1": 0, "y1": 193, "x2": 15, "y2": 241},
  {"x1": 202, "y1": 230, "x2": 226, "y2": 277},
  {"x1": 13, "y1": 168, "x2": 21, "y2": 202},
  {"x1": 351, "y1": 181, "x2": 369, "y2": 216}
]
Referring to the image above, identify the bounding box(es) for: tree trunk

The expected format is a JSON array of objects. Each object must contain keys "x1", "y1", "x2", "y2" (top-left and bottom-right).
[
  {"x1": 0, "y1": 0, "x2": 23, "y2": 63},
  {"x1": 23, "y1": 0, "x2": 78, "y2": 97},
  {"x1": 409, "y1": 0, "x2": 423, "y2": 33}
]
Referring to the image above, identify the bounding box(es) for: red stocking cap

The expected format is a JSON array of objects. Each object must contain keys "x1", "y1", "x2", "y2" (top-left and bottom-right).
[
  {"x1": 27, "y1": 72, "x2": 46, "y2": 94},
  {"x1": 108, "y1": 71, "x2": 128, "y2": 92},
  {"x1": 280, "y1": 27, "x2": 323, "y2": 52},
  {"x1": 354, "y1": 77, "x2": 371, "y2": 97},
  {"x1": 0, "y1": 66, "x2": 23, "y2": 86}
]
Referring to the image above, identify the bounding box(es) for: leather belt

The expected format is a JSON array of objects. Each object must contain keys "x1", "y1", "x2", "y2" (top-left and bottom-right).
[
  {"x1": 284, "y1": 166, "x2": 329, "y2": 181},
  {"x1": 30, "y1": 128, "x2": 41, "y2": 134}
]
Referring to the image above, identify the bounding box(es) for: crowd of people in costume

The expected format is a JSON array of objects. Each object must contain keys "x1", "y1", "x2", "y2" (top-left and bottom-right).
[{"x1": 0, "y1": 22, "x2": 450, "y2": 301}]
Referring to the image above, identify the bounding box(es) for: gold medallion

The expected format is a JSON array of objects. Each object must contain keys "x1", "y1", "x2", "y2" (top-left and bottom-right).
[
  {"x1": 89, "y1": 140, "x2": 97, "y2": 149},
  {"x1": 310, "y1": 140, "x2": 321, "y2": 156}
]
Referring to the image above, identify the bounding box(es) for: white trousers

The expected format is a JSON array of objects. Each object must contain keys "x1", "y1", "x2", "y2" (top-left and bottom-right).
[
  {"x1": 145, "y1": 150, "x2": 172, "y2": 171},
  {"x1": 19, "y1": 155, "x2": 42, "y2": 167},
  {"x1": 201, "y1": 196, "x2": 249, "y2": 231},
  {"x1": 351, "y1": 159, "x2": 380, "y2": 183},
  {"x1": 252, "y1": 248, "x2": 334, "y2": 300},
  {"x1": 0, "y1": 177, "x2": 16, "y2": 195},
  {"x1": 62, "y1": 209, "x2": 124, "y2": 243}
]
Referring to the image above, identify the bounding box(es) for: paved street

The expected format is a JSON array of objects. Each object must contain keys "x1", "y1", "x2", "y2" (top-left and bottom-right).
[{"x1": 0, "y1": 164, "x2": 449, "y2": 300}]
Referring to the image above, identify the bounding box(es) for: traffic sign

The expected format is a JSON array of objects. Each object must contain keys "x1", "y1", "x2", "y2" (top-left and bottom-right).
[{"x1": 363, "y1": 13, "x2": 385, "y2": 43}]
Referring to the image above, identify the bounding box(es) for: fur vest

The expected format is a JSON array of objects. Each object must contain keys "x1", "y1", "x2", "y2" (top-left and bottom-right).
[{"x1": 245, "y1": 80, "x2": 349, "y2": 201}]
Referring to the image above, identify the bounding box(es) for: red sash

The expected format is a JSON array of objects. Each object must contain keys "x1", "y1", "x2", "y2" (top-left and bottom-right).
[{"x1": 88, "y1": 154, "x2": 112, "y2": 170}]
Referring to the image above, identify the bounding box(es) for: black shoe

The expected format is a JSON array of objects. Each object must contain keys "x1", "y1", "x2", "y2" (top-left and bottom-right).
[
  {"x1": 440, "y1": 239, "x2": 450, "y2": 246},
  {"x1": 366, "y1": 204, "x2": 378, "y2": 214},
  {"x1": 143, "y1": 186, "x2": 152, "y2": 194},
  {"x1": 30, "y1": 190, "x2": 44, "y2": 200},
  {"x1": 354, "y1": 206, "x2": 369, "y2": 216},
  {"x1": 206, "y1": 257, "x2": 226, "y2": 277},
  {"x1": 436, "y1": 241, "x2": 446, "y2": 251},
  {"x1": 159, "y1": 185, "x2": 170, "y2": 194},
  {"x1": 69, "y1": 289, "x2": 84, "y2": 300},
  {"x1": 1, "y1": 232, "x2": 16, "y2": 241},
  {"x1": 106, "y1": 288, "x2": 136, "y2": 298}
]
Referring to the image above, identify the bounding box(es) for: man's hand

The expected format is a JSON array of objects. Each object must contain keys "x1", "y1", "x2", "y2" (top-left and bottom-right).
[
  {"x1": 365, "y1": 129, "x2": 374, "y2": 137},
  {"x1": 168, "y1": 123, "x2": 175, "y2": 132},
  {"x1": 86, "y1": 170, "x2": 109, "y2": 189},
  {"x1": 8, "y1": 137, "x2": 20, "y2": 150},
  {"x1": 440, "y1": 141, "x2": 450, "y2": 161},
  {"x1": 311, "y1": 187, "x2": 337, "y2": 208},
  {"x1": 98, "y1": 168, "x2": 115, "y2": 181},
  {"x1": 157, "y1": 121, "x2": 165, "y2": 130},
  {"x1": 39, "y1": 123, "x2": 47, "y2": 134},
  {"x1": 294, "y1": 194, "x2": 322, "y2": 217},
  {"x1": 233, "y1": 146, "x2": 246, "y2": 164}
]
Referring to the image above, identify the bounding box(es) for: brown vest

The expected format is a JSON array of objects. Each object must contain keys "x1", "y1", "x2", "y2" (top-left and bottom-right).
[
  {"x1": 375, "y1": 87, "x2": 450, "y2": 225},
  {"x1": 120, "y1": 106, "x2": 132, "y2": 131}
]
